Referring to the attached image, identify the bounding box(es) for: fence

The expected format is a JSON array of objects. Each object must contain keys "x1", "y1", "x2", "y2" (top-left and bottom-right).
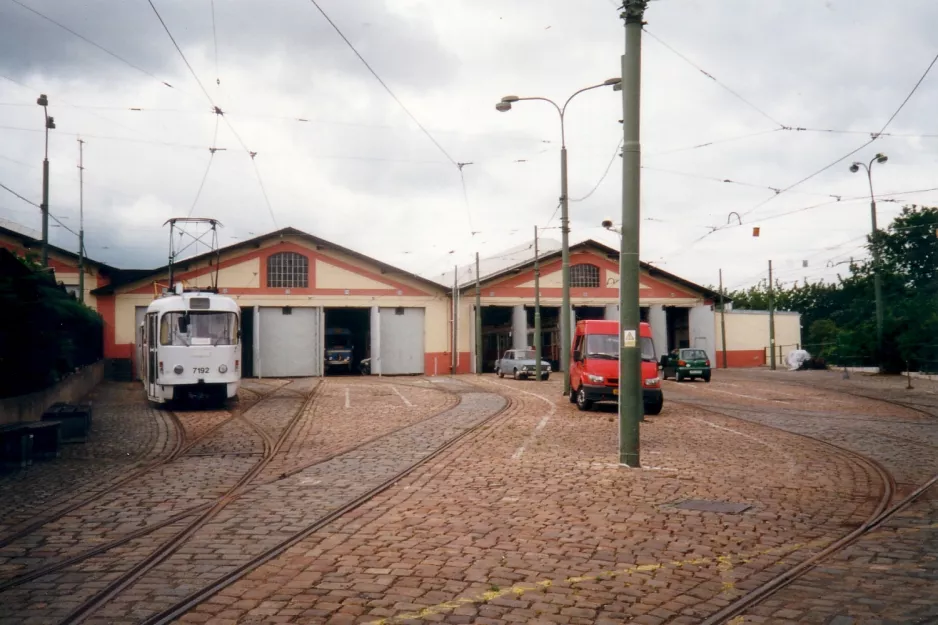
[
  {"x1": 0, "y1": 250, "x2": 104, "y2": 398},
  {"x1": 762, "y1": 343, "x2": 801, "y2": 366}
]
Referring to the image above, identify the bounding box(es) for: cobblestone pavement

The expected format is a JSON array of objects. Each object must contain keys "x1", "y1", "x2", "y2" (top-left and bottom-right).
[
  {"x1": 166, "y1": 375, "x2": 885, "y2": 625},
  {"x1": 0, "y1": 381, "x2": 308, "y2": 623},
  {"x1": 668, "y1": 370, "x2": 938, "y2": 624},
  {"x1": 259, "y1": 378, "x2": 460, "y2": 483},
  {"x1": 0, "y1": 383, "x2": 176, "y2": 540}
]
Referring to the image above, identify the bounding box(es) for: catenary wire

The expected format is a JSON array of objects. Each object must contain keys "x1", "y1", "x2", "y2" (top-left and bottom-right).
[
  {"x1": 643, "y1": 28, "x2": 786, "y2": 129},
  {"x1": 0, "y1": 180, "x2": 39, "y2": 207},
  {"x1": 571, "y1": 139, "x2": 622, "y2": 203},
  {"x1": 645, "y1": 128, "x2": 785, "y2": 157},
  {"x1": 8, "y1": 0, "x2": 175, "y2": 89}
]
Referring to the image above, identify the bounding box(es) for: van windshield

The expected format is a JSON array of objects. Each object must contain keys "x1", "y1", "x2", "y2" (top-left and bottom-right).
[{"x1": 585, "y1": 334, "x2": 656, "y2": 362}]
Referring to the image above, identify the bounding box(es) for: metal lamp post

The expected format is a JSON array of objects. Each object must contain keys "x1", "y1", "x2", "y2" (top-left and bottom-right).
[
  {"x1": 495, "y1": 77, "x2": 622, "y2": 397},
  {"x1": 850, "y1": 153, "x2": 888, "y2": 363},
  {"x1": 37, "y1": 94, "x2": 55, "y2": 268}
]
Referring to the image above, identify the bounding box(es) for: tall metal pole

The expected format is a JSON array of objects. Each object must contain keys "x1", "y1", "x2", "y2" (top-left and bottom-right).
[
  {"x1": 560, "y1": 145, "x2": 571, "y2": 396},
  {"x1": 475, "y1": 252, "x2": 482, "y2": 375},
  {"x1": 768, "y1": 260, "x2": 776, "y2": 371},
  {"x1": 77, "y1": 139, "x2": 86, "y2": 303},
  {"x1": 618, "y1": 0, "x2": 646, "y2": 468},
  {"x1": 38, "y1": 95, "x2": 51, "y2": 268},
  {"x1": 452, "y1": 265, "x2": 458, "y2": 376},
  {"x1": 534, "y1": 226, "x2": 542, "y2": 382},
  {"x1": 868, "y1": 175, "x2": 884, "y2": 360},
  {"x1": 719, "y1": 268, "x2": 727, "y2": 369}
]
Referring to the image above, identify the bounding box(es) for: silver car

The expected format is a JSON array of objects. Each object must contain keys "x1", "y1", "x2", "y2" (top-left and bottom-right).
[{"x1": 495, "y1": 349, "x2": 552, "y2": 380}]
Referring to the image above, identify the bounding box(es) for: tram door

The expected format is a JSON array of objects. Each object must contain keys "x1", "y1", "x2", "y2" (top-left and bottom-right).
[{"x1": 146, "y1": 313, "x2": 159, "y2": 398}]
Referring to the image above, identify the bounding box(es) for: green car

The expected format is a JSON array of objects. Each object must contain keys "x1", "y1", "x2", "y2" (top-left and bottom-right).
[{"x1": 660, "y1": 348, "x2": 711, "y2": 382}]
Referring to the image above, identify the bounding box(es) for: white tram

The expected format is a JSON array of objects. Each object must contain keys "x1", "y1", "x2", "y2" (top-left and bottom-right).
[{"x1": 137, "y1": 283, "x2": 241, "y2": 405}]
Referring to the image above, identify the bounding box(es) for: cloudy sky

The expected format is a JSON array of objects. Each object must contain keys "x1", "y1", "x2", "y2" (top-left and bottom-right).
[{"x1": 1, "y1": 0, "x2": 937, "y2": 292}]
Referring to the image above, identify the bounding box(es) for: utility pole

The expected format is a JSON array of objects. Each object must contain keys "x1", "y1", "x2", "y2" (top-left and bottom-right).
[
  {"x1": 452, "y1": 265, "x2": 458, "y2": 376},
  {"x1": 37, "y1": 94, "x2": 55, "y2": 268},
  {"x1": 719, "y1": 269, "x2": 727, "y2": 369},
  {"x1": 534, "y1": 226, "x2": 542, "y2": 382},
  {"x1": 77, "y1": 138, "x2": 85, "y2": 304},
  {"x1": 768, "y1": 260, "x2": 776, "y2": 371},
  {"x1": 475, "y1": 252, "x2": 482, "y2": 375},
  {"x1": 617, "y1": 0, "x2": 647, "y2": 468},
  {"x1": 560, "y1": 146, "x2": 571, "y2": 396}
]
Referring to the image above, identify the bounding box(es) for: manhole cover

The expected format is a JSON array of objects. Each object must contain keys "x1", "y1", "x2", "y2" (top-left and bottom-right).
[{"x1": 672, "y1": 499, "x2": 751, "y2": 514}]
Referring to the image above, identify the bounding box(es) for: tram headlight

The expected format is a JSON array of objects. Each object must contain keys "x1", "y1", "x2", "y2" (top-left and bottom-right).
[
  {"x1": 173, "y1": 365, "x2": 184, "y2": 375},
  {"x1": 218, "y1": 364, "x2": 228, "y2": 374}
]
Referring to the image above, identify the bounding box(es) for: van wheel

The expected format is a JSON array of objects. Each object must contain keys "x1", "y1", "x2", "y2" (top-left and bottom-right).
[
  {"x1": 569, "y1": 387, "x2": 577, "y2": 403},
  {"x1": 645, "y1": 398, "x2": 663, "y2": 416},
  {"x1": 576, "y1": 388, "x2": 593, "y2": 411}
]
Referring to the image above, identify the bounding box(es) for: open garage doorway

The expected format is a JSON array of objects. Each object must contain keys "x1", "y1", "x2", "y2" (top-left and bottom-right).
[
  {"x1": 480, "y1": 306, "x2": 513, "y2": 372},
  {"x1": 666, "y1": 306, "x2": 690, "y2": 351},
  {"x1": 324, "y1": 307, "x2": 370, "y2": 376},
  {"x1": 240, "y1": 307, "x2": 255, "y2": 378}
]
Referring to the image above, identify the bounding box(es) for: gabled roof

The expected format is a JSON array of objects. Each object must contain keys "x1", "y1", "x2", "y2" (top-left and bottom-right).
[
  {"x1": 91, "y1": 226, "x2": 447, "y2": 296},
  {"x1": 0, "y1": 222, "x2": 114, "y2": 272},
  {"x1": 460, "y1": 238, "x2": 725, "y2": 301}
]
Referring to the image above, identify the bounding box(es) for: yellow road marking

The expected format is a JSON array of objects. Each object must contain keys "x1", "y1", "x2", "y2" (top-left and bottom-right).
[{"x1": 365, "y1": 519, "x2": 938, "y2": 625}]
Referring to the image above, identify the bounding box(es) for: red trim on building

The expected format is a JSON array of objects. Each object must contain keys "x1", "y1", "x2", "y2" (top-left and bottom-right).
[
  {"x1": 482, "y1": 250, "x2": 698, "y2": 300},
  {"x1": 425, "y1": 352, "x2": 472, "y2": 375},
  {"x1": 98, "y1": 296, "x2": 118, "y2": 358},
  {"x1": 716, "y1": 350, "x2": 766, "y2": 368},
  {"x1": 123, "y1": 241, "x2": 429, "y2": 297}
]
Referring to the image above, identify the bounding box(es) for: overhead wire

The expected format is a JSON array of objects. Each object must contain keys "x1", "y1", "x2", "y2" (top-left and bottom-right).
[
  {"x1": 7, "y1": 0, "x2": 175, "y2": 89},
  {"x1": 0, "y1": 179, "x2": 38, "y2": 207},
  {"x1": 646, "y1": 128, "x2": 785, "y2": 157},
  {"x1": 643, "y1": 28, "x2": 787, "y2": 129},
  {"x1": 571, "y1": 139, "x2": 622, "y2": 203},
  {"x1": 146, "y1": 0, "x2": 278, "y2": 228},
  {"x1": 185, "y1": 116, "x2": 221, "y2": 219}
]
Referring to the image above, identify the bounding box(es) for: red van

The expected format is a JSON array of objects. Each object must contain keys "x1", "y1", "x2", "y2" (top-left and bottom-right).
[{"x1": 569, "y1": 320, "x2": 663, "y2": 415}]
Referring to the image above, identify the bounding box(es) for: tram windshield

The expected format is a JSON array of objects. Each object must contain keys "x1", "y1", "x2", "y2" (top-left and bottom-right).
[{"x1": 160, "y1": 312, "x2": 238, "y2": 346}]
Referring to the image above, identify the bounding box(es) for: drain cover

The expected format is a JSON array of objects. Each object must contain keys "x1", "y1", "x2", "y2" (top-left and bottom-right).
[{"x1": 672, "y1": 499, "x2": 752, "y2": 514}]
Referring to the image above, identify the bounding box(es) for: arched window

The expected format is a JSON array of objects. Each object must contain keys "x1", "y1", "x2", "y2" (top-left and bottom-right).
[
  {"x1": 570, "y1": 263, "x2": 600, "y2": 288},
  {"x1": 267, "y1": 251, "x2": 309, "y2": 288}
]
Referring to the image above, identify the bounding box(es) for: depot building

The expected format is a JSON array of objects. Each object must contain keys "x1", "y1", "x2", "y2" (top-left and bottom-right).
[{"x1": 1, "y1": 224, "x2": 801, "y2": 377}]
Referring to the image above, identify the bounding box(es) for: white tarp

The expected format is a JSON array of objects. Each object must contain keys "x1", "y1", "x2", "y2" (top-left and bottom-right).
[{"x1": 787, "y1": 349, "x2": 811, "y2": 371}]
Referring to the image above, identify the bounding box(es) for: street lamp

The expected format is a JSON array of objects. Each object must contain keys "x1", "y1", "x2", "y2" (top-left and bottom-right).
[
  {"x1": 37, "y1": 94, "x2": 55, "y2": 268},
  {"x1": 495, "y1": 77, "x2": 622, "y2": 397},
  {"x1": 849, "y1": 153, "x2": 888, "y2": 363}
]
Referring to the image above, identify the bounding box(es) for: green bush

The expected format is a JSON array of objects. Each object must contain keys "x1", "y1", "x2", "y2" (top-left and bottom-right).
[{"x1": 0, "y1": 250, "x2": 103, "y2": 398}]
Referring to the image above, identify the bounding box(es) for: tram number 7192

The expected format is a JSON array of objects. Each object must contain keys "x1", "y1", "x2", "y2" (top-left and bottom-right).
[{"x1": 193, "y1": 367, "x2": 210, "y2": 375}]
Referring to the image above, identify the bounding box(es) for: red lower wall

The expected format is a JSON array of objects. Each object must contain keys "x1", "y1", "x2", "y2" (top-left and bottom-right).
[
  {"x1": 716, "y1": 350, "x2": 766, "y2": 368},
  {"x1": 424, "y1": 352, "x2": 472, "y2": 376}
]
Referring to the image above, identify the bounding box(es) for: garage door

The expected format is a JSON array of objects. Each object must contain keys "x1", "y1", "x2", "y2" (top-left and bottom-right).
[
  {"x1": 258, "y1": 306, "x2": 322, "y2": 377},
  {"x1": 378, "y1": 307, "x2": 425, "y2": 375}
]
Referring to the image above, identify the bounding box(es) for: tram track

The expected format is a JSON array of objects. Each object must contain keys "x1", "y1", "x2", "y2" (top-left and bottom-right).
[
  {"x1": 136, "y1": 390, "x2": 515, "y2": 625},
  {"x1": 0, "y1": 382, "x2": 283, "y2": 551},
  {"x1": 56, "y1": 381, "x2": 318, "y2": 624},
  {"x1": 670, "y1": 384, "x2": 938, "y2": 624},
  {"x1": 0, "y1": 378, "x2": 459, "y2": 596}
]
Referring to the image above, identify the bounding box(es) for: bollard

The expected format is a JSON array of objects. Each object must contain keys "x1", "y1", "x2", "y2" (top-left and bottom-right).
[{"x1": 906, "y1": 361, "x2": 913, "y2": 389}]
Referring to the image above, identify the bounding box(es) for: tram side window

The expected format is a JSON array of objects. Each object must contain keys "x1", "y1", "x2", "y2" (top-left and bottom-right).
[{"x1": 160, "y1": 312, "x2": 238, "y2": 346}]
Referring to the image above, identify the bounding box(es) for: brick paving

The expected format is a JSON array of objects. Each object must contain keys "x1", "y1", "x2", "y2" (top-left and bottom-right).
[
  {"x1": 164, "y1": 375, "x2": 880, "y2": 625},
  {"x1": 0, "y1": 382, "x2": 176, "y2": 540},
  {"x1": 669, "y1": 369, "x2": 938, "y2": 624}
]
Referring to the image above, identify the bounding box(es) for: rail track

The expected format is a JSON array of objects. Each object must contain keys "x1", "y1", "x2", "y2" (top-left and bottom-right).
[
  {"x1": 0, "y1": 378, "x2": 460, "y2": 596},
  {"x1": 0, "y1": 382, "x2": 283, "y2": 551},
  {"x1": 134, "y1": 390, "x2": 514, "y2": 625},
  {"x1": 672, "y1": 383, "x2": 938, "y2": 624}
]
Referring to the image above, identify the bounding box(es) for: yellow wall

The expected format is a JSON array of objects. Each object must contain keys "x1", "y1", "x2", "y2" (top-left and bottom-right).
[
  {"x1": 114, "y1": 293, "x2": 451, "y2": 352},
  {"x1": 316, "y1": 260, "x2": 395, "y2": 290},
  {"x1": 715, "y1": 310, "x2": 802, "y2": 353}
]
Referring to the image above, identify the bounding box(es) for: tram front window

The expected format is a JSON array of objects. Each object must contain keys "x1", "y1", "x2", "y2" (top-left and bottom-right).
[{"x1": 160, "y1": 312, "x2": 238, "y2": 346}]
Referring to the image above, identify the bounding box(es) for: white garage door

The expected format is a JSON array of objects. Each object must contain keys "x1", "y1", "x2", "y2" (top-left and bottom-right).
[
  {"x1": 258, "y1": 306, "x2": 322, "y2": 377},
  {"x1": 378, "y1": 307, "x2": 425, "y2": 375}
]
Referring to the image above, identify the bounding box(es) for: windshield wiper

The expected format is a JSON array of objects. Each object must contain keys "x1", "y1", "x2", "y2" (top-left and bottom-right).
[{"x1": 586, "y1": 352, "x2": 618, "y2": 360}]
